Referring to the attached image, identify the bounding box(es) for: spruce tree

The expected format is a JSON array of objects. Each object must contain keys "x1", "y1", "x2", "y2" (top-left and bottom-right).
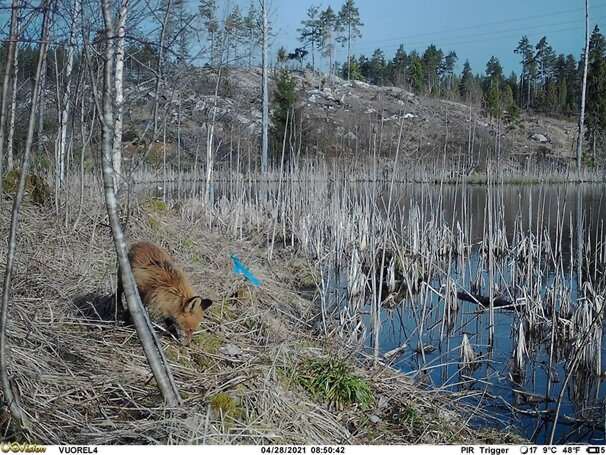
[
  {"x1": 271, "y1": 69, "x2": 297, "y2": 157},
  {"x1": 369, "y1": 48, "x2": 386, "y2": 85},
  {"x1": 459, "y1": 60, "x2": 474, "y2": 102}
]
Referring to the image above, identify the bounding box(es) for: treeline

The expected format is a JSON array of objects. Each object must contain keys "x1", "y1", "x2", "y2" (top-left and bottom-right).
[{"x1": 334, "y1": 36, "x2": 584, "y2": 120}]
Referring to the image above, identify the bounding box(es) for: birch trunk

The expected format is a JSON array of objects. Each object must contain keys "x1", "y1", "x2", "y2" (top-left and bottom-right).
[
  {"x1": 0, "y1": 0, "x2": 20, "y2": 180},
  {"x1": 111, "y1": 1, "x2": 127, "y2": 192},
  {"x1": 152, "y1": 0, "x2": 172, "y2": 137},
  {"x1": 261, "y1": 0, "x2": 269, "y2": 174},
  {"x1": 0, "y1": 0, "x2": 52, "y2": 429},
  {"x1": 100, "y1": 0, "x2": 181, "y2": 406},
  {"x1": 57, "y1": 0, "x2": 79, "y2": 188},
  {"x1": 6, "y1": 13, "x2": 20, "y2": 172},
  {"x1": 576, "y1": 0, "x2": 590, "y2": 174}
]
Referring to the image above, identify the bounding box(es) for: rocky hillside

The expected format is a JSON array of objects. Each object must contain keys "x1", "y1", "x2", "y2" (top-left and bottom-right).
[{"x1": 121, "y1": 67, "x2": 578, "y2": 171}]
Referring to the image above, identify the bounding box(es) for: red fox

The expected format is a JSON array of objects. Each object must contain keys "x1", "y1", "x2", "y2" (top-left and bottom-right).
[{"x1": 116, "y1": 241, "x2": 212, "y2": 345}]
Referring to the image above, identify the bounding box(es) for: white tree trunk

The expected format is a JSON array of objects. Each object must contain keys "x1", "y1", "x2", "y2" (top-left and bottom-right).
[
  {"x1": 0, "y1": 0, "x2": 20, "y2": 180},
  {"x1": 111, "y1": 1, "x2": 127, "y2": 191},
  {"x1": 6, "y1": 15, "x2": 20, "y2": 172},
  {"x1": 576, "y1": 0, "x2": 590, "y2": 174},
  {"x1": 261, "y1": 0, "x2": 269, "y2": 174},
  {"x1": 0, "y1": 0, "x2": 52, "y2": 430},
  {"x1": 100, "y1": 0, "x2": 181, "y2": 406},
  {"x1": 57, "y1": 0, "x2": 79, "y2": 188}
]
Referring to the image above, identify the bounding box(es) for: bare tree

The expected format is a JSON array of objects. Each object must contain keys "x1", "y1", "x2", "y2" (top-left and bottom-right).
[
  {"x1": 260, "y1": 0, "x2": 268, "y2": 174},
  {"x1": 111, "y1": 0, "x2": 128, "y2": 191},
  {"x1": 0, "y1": 0, "x2": 21, "y2": 180},
  {"x1": 5, "y1": 17, "x2": 20, "y2": 173},
  {"x1": 577, "y1": 0, "x2": 590, "y2": 174},
  {"x1": 56, "y1": 0, "x2": 81, "y2": 188},
  {"x1": 0, "y1": 0, "x2": 53, "y2": 429},
  {"x1": 99, "y1": 0, "x2": 181, "y2": 407}
]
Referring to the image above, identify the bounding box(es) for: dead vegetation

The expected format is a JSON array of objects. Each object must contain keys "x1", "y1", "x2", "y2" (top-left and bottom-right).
[{"x1": 0, "y1": 196, "x2": 524, "y2": 444}]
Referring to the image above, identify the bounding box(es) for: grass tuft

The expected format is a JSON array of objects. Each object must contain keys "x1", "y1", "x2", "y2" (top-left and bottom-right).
[{"x1": 292, "y1": 358, "x2": 374, "y2": 411}]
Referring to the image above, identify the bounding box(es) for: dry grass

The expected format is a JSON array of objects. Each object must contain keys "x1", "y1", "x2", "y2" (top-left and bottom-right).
[{"x1": 0, "y1": 196, "x2": 524, "y2": 445}]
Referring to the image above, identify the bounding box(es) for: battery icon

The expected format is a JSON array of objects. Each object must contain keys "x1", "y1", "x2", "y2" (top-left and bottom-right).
[{"x1": 587, "y1": 448, "x2": 602, "y2": 454}]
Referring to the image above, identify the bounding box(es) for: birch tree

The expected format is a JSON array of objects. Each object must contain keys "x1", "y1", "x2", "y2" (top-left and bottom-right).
[
  {"x1": 111, "y1": 0, "x2": 128, "y2": 191},
  {"x1": 260, "y1": 0, "x2": 268, "y2": 174},
  {"x1": 56, "y1": 0, "x2": 80, "y2": 188},
  {"x1": 0, "y1": 0, "x2": 53, "y2": 429},
  {"x1": 99, "y1": 0, "x2": 181, "y2": 406},
  {"x1": 5, "y1": 2, "x2": 21, "y2": 173},
  {"x1": 577, "y1": 0, "x2": 590, "y2": 173},
  {"x1": 0, "y1": 0, "x2": 21, "y2": 181}
]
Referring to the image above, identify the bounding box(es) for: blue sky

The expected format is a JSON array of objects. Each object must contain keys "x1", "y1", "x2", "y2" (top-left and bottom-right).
[{"x1": 265, "y1": 0, "x2": 606, "y2": 76}]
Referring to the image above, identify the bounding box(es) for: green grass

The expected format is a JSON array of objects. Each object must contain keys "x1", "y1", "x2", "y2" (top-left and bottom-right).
[{"x1": 292, "y1": 358, "x2": 374, "y2": 411}]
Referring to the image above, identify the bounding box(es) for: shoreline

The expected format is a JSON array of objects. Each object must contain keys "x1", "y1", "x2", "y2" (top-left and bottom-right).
[{"x1": 0, "y1": 196, "x2": 525, "y2": 445}]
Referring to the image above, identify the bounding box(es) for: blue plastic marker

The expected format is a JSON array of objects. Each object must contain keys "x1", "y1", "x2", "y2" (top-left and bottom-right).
[{"x1": 231, "y1": 255, "x2": 262, "y2": 288}]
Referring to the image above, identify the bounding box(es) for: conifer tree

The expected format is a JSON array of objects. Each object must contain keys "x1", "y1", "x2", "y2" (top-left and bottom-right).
[
  {"x1": 459, "y1": 60, "x2": 475, "y2": 102},
  {"x1": 585, "y1": 26, "x2": 606, "y2": 159},
  {"x1": 297, "y1": 5, "x2": 322, "y2": 71},
  {"x1": 319, "y1": 6, "x2": 337, "y2": 80},
  {"x1": 336, "y1": 0, "x2": 363, "y2": 80},
  {"x1": 515, "y1": 35, "x2": 536, "y2": 109}
]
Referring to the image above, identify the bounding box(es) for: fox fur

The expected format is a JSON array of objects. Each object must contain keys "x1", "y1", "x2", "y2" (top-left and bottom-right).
[{"x1": 116, "y1": 241, "x2": 212, "y2": 345}]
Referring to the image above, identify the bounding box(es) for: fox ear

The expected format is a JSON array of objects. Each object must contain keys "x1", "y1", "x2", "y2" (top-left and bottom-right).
[
  {"x1": 183, "y1": 296, "x2": 202, "y2": 313},
  {"x1": 200, "y1": 298, "x2": 213, "y2": 310}
]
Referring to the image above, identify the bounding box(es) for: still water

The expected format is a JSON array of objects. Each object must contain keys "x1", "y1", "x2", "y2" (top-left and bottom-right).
[{"x1": 155, "y1": 179, "x2": 606, "y2": 443}]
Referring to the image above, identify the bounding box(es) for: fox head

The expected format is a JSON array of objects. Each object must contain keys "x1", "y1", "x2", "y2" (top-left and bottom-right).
[{"x1": 175, "y1": 296, "x2": 213, "y2": 345}]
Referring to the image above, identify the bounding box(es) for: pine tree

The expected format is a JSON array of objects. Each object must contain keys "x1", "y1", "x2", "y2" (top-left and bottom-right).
[
  {"x1": 336, "y1": 0, "x2": 363, "y2": 81},
  {"x1": 440, "y1": 50, "x2": 458, "y2": 94},
  {"x1": 421, "y1": 44, "x2": 443, "y2": 95},
  {"x1": 319, "y1": 7, "x2": 337, "y2": 80},
  {"x1": 199, "y1": 0, "x2": 219, "y2": 66},
  {"x1": 225, "y1": 6, "x2": 243, "y2": 65},
  {"x1": 515, "y1": 35, "x2": 535, "y2": 109},
  {"x1": 585, "y1": 25, "x2": 606, "y2": 158},
  {"x1": 534, "y1": 36, "x2": 556, "y2": 110},
  {"x1": 174, "y1": 0, "x2": 193, "y2": 65},
  {"x1": 297, "y1": 5, "x2": 322, "y2": 71},
  {"x1": 244, "y1": 2, "x2": 259, "y2": 67}
]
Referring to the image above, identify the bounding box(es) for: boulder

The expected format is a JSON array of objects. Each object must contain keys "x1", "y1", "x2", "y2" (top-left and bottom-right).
[{"x1": 530, "y1": 133, "x2": 550, "y2": 143}]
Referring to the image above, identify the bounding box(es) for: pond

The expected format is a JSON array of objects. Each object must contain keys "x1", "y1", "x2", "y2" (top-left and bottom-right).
[{"x1": 147, "y1": 177, "x2": 606, "y2": 444}]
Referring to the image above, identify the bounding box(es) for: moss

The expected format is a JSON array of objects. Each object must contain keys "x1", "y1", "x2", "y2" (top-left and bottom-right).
[
  {"x1": 2, "y1": 169, "x2": 20, "y2": 193},
  {"x1": 1, "y1": 170, "x2": 50, "y2": 204},
  {"x1": 181, "y1": 238, "x2": 195, "y2": 251},
  {"x1": 143, "y1": 198, "x2": 169, "y2": 214},
  {"x1": 210, "y1": 298, "x2": 237, "y2": 321},
  {"x1": 147, "y1": 215, "x2": 161, "y2": 232},
  {"x1": 192, "y1": 332, "x2": 222, "y2": 355},
  {"x1": 209, "y1": 392, "x2": 241, "y2": 420},
  {"x1": 165, "y1": 345, "x2": 195, "y2": 368}
]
